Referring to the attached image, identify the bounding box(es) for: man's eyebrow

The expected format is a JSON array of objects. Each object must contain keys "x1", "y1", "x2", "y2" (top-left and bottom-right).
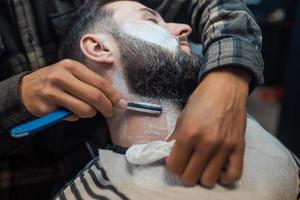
[{"x1": 140, "y1": 7, "x2": 159, "y2": 17}]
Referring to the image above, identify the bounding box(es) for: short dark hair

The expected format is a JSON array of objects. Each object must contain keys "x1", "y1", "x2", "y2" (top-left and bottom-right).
[{"x1": 59, "y1": 0, "x2": 118, "y2": 61}]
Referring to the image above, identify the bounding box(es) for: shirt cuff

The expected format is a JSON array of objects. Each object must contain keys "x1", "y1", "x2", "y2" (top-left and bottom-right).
[
  {"x1": 199, "y1": 37, "x2": 265, "y2": 92},
  {"x1": 0, "y1": 72, "x2": 34, "y2": 131}
]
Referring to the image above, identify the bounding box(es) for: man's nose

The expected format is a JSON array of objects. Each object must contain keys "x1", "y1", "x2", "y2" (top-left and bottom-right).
[{"x1": 165, "y1": 23, "x2": 192, "y2": 38}]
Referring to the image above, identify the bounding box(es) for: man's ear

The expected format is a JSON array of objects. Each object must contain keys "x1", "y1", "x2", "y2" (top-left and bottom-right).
[{"x1": 80, "y1": 34, "x2": 115, "y2": 64}]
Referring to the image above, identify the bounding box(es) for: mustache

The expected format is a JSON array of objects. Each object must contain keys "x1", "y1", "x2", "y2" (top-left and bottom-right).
[
  {"x1": 176, "y1": 36, "x2": 191, "y2": 52},
  {"x1": 177, "y1": 36, "x2": 189, "y2": 45}
]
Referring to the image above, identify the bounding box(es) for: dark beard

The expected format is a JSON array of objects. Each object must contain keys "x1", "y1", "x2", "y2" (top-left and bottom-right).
[{"x1": 117, "y1": 33, "x2": 201, "y2": 106}]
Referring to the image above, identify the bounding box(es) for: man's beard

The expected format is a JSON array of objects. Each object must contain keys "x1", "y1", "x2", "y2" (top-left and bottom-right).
[{"x1": 116, "y1": 33, "x2": 201, "y2": 106}]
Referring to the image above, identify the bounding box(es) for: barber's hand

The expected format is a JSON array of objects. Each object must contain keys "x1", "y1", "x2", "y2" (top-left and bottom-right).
[
  {"x1": 21, "y1": 59, "x2": 126, "y2": 121},
  {"x1": 166, "y1": 68, "x2": 250, "y2": 188}
]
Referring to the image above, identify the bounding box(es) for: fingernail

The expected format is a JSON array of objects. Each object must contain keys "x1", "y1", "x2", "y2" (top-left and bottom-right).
[
  {"x1": 117, "y1": 99, "x2": 128, "y2": 111},
  {"x1": 219, "y1": 180, "x2": 231, "y2": 186},
  {"x1": 106, "y1": 110, "x2": 114, "y2": 118}
]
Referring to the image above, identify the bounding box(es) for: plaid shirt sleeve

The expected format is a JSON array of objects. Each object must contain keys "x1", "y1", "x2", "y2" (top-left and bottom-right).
[
  {"x1": 153, "y1": 0, "x2": 265, "y2": 91},
  {"x1": 195, "y1": 0, "x2": 264, "y2": 89},
  {"x1": 0, "y1": 72, "x2": 33, "y2": 133}
]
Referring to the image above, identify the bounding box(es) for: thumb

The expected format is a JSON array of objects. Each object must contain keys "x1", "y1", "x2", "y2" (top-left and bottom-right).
[
  {"x1": 166, "y1": 113, "x2": 185, "y2": 141},
  {"x1": 101, "y1": 84, "x2": 128, "y2": 111},
  {"x1": 165, "y1": 132, "x2": 175, "y2": 142},
  {"x1": 165, "y1": 128, "x2": 180, "y2": 141}
]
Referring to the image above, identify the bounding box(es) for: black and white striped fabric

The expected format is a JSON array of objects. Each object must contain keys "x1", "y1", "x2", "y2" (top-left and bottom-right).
[
  {"x1": 55, "y1": 142, "x2": 300, "y2": 200},
  {"x1": 54, "y1": 156, "x2": 129, "y2": 200}
]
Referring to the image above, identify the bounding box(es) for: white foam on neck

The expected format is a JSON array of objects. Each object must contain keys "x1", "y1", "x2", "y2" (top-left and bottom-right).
[
  {"x1": 112, "y1": 68, "x2": 130, "y2": 97},
  {"x1": 142, "y1": 99, "x2": 180, "y2": 137},
  {"x1": 160, "y1": 100, "x2": 181, "y2": 137},
  {"x1": 110, "y1": 68, "x2": 180, "y2": 145},
  {"x1": 122, "y1": 21, "x2": 178, "y2": 51}
]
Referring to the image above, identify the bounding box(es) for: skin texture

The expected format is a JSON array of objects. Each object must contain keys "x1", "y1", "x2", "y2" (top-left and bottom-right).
[
  {"x1": 166, "y1": 67, "x2": 250, "y2": 187},
  {"x1": 21, "y1": 59, "x2": 126, "y2": 120},
  {"x1": 21, "y1": 0, "x2": 251, "y2": 188}
]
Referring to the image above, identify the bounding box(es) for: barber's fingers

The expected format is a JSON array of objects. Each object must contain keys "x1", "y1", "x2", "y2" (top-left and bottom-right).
[
  {"x1": 166, "y1": 137, "x2": 194, "y2": 177},
  {"x1": 199, "y1": 144, "x2": 232, "y2": 188},
  {"x1": 65, "y1": 114, "x2": 80, "y2": 122},
  {"x1": 219, "y1": 141, "x2": 245, "y2": 185},
  {"x1": 46, "y1": 88, "x2": 98, "y2": 119},
  {"x1": 52, "y1": 72, "x2": 115, "y2": 117},
  {"x1": 63, "y1": 60, "x2": 126, "y2": 110},
  {"x1": 180, "y1": 144, "x2": 216, "y2": 186},
  {"x1": 166, "y1": 114, "x2": 183, "y2": 141}
]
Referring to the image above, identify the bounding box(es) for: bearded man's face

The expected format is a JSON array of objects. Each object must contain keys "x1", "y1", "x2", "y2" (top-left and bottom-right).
[{"x1": 116, "y1": 32, "x2": 201, "y2": 106}]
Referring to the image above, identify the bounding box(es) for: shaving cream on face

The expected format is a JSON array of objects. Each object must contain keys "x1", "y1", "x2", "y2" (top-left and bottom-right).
[
  {"x1": 143, "y1": 99, "x2": 180, "y2": 137},
  {"x1": 112, "y1": 68, "x2": 130, "y2": 97},
  {"x1": 160, "y1": 100, "x2": 181, "y2": 138},
  {"x1": 122, "y1": 21, "x2": 179, "y2": 51},
  {"x1": 109, "y1": 68, "x2": 131, "y2": 146},
  {"x1": 109, "y1": 68, "x2": 181, "y2": 146},
  {"x1": 110, "y1": 68, "x2": 167, "y2": 146}
]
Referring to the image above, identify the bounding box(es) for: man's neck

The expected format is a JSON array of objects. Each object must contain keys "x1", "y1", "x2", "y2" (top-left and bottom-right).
[{"x1": 107, "y1": 98, "x2": 181, "y2": 147}]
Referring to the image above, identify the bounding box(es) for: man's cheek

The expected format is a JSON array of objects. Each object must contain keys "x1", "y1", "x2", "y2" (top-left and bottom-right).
[{"x1": 122, "y1": 21, "x2": 178, "y2": 51}]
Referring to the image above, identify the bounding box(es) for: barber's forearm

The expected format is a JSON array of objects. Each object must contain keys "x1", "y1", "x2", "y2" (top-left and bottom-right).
[
  {"x1": 0, "y1": 72, "x2": 33, "y2": 133},
  {"x1": 203, "y1": 67, "x2": 251, "y2": 97}
]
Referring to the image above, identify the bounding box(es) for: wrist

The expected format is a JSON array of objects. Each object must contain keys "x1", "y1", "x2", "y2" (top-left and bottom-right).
[
  {"x1": 0, "y1": 72, "x2": 33, "y2": 129},
  {"x1": 203, "y1": 67, "x2": 250, "y2": 97},
  {"x1": 19, "y1": 71, "x2": 39, "y2": 116}
]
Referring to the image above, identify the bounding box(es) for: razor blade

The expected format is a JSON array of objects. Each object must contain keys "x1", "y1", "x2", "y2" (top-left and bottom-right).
[
  {"x1": 127, "y1": 102, "x2": 162, "y2": 115},
  {"x1": 10, "y1": 102, "x2": 162, "y2": 138}
]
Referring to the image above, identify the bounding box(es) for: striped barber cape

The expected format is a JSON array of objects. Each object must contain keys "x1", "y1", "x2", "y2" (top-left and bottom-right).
[
  {"x1": 54, "y1": 144, "x2": 300, "y2": 200},
  {"x1": 55, "y1": 155, "x2": 129, "y2": 200}
]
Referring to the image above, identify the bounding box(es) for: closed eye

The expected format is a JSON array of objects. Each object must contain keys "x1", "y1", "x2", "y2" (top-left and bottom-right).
[{"x1": 147, "y1": 18, "x2": 158, "y2": 24}]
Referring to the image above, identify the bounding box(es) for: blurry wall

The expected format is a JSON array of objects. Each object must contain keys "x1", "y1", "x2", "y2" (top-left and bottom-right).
[{"x1": 246, "y1": 0, "x2": 300, "y2": 156}]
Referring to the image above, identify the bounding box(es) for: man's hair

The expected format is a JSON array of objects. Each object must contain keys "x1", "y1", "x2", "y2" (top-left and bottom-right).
[{"x1": 59, "y1": 0, "x2": 118, "y2": 61}]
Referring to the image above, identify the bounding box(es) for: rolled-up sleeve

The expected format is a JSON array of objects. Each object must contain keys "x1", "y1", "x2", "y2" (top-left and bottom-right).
[
  {"x1": 192, "y1": 0, "x2": 264, "y2": 90},
  {"x1": 148, "y1": 0, "x2": 265, "y2": 91}
]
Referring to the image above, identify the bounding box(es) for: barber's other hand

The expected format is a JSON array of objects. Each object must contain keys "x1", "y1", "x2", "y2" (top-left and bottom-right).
[
  {"x1": 21, "y1": 59, "x2": 126, "y2": 121},
  {"x1": 166, "y1": 68, "x2": 250, "y2": 188}
]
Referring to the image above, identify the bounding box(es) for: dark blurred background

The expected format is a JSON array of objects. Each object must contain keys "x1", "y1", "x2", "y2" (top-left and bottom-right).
[{"x1": 243, "y1": 0, "x2": 300, "y2": 157}]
